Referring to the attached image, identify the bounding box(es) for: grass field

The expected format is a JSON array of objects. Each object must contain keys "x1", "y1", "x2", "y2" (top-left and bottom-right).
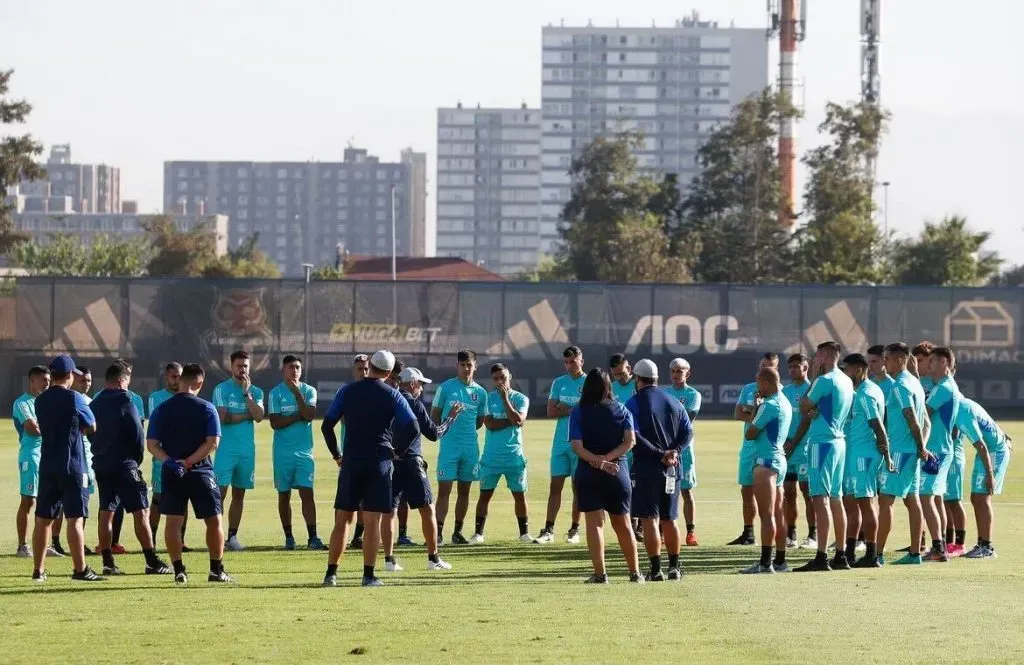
[{"x1": 1, "y1": 418, "x2": 1022, "y2": 665}]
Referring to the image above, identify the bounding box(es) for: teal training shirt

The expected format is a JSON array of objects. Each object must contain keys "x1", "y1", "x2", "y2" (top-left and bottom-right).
[
  {"x1": 781, "y1": 381, "x2": 810, "y2": 439},
  {"x1": 956, "y1": 398, "x2": 1007, "y2": 455},
  {"x1": 482, "y1": 389, "x2": 530, "y2": 467},
  {"x1": 750, "y1": 394, "x2": 792, "y2": 459},
  {"x1": 805, "y1": 368, "x2": 854, "y2": 444},
  {"x1": 736, "y1": 382, "x2": 758, "y2": 442},
  {"x1": 268, "y1": 382, "x2": 318, "y2": 452},
  {"x1": 611, "y1": 378, "x2": 636, "y2": 404},
  {"x1": 845, "y1": 379, "x2": 885, "y2": 458},
  {"x1": 212, "y1": 379, "x2": 265, "y2": 451},
  {"x1": 13, "y1": 393, "x2": 42, "y2": 453},
  {"x1": 665, "y1": 384, "x2": 702, "y2": 418},
  {"x1": 925, "y1": 375, "x2": 961, "y2": 457},
  {"x1": 549, "y1": 373, "x2": 586, "y2": 449},
  {"x1": 885, "y1": 370, "x2": 926, "y2": 455},
  {"x1": 433, "y1": 378, "x2": 488, "y2": 450}
]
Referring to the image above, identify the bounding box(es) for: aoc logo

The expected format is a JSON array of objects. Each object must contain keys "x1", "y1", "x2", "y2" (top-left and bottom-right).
[
  {"x1": 200, "y1": 288, "x2": 275, "y2": 375},
  {"x1": 945, "y1": 301, "x2": 1020, "y2": 363},
  {"x1": 625, "y1": 315, "x2": 739, "y2": 355}
]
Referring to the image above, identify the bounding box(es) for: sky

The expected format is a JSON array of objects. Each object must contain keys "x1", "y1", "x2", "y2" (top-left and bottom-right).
[{"x1": 2, "y1": 0, "x2": 1022, "y2": 259}]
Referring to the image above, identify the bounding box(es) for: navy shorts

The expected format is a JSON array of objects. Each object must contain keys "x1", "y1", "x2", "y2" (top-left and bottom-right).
[
  {"x1": 96, "y1": 461, "x2": 149, "y2": 513},
  {"x1": 631, "y1": 472, "x2": 680, "y2": 521},
  {"x1": 392, "y1": 456, "x2": 433, "y2": 511},
  {"x1": 161, "y1": 464, "x2": 222, "y2": 520},
  {"x1": 335, "y1": 459, "x2": 393, "y2": 514},
  {"x1": 574, "y1": 463, "x2": 632, "y2": 516},
  {"x1": 36, "y1": 471, "x2": 91, "y2": 520}
]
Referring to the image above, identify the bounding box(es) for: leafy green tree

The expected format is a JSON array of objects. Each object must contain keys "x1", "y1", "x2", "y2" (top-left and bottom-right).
[
  {"x1": 202, "y1": 231, "x2": 280, "y2": 278},
  {"x1": 143, "y1": 215, "x2": 219, "y2": 277},
  {"x1": 0, "y1": 69, "x2": 45, "y2": 257},
  {"x1": 13, "y1": 232, "x2": 150, "y2": 276},
  {"x1": 890, "y1": 215, "x2": 1002, "y2": 286},
  {"x1": 310, "y1": 264, "x2": 346, "y2": 280},
  {"x1": 988, "y1": 264, "x2": 1024, "y2": 287}
]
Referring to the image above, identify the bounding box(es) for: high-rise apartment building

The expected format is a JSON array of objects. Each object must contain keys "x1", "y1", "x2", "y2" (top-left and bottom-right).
[
  {"x1": 18, "y1": 144, "x2": 122, "y2": 214},
  {"x1": 164, "y1": 147, "x2": 428, "y2": 276},
  {"x1": 539, "y1": 14, "x2": 768, "y2": 254},
  {"x1": 436, "y1": 103, "x2": 541, "y2": 275}
]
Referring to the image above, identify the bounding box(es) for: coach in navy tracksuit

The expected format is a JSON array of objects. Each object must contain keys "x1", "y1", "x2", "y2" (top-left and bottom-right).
[
  {"x1": 321, "y1": 350, "x2": 420, "y2": 587},
  {"x1": 625, "y1": 359, "x2": 692, "y2": 582},
  {"x1": 90, "y1": 361, "x2": 170, "y2": 576}
]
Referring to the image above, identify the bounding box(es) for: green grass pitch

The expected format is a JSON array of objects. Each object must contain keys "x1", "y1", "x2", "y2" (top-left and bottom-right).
[{"x1": 1, "y1": 418, "x2": 1022, "y2": 665}]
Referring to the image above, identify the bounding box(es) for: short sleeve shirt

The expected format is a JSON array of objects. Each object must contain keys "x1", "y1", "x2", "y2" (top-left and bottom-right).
[
  {"x1": 146, "y1": 393, "x2": 221, "y2": 463},
  {"x1": 750, "y1": 394, "x2": 792, "y2": 459},
  {"x1": 432, "y1": 378, "x2": 487, "y2": 450},
  {"x1": 549, "y1": 373, "x2": 587, "y2": 449},
  {"x1": 213, "y1": 380, "x2": 265, "y2": 450},
  {"x1": 781, "y1": 382, "x2": 810, "y2": 439},
  {"x1": 885, "y1": 371, "x2": 926, "y2": 455},
  {"x1": 13, "y1": 393, "x2": 42, "y2": 452},
  {"x1": 805, "y1": 369, "x2": 854, "y2": 444},
  {"x1": 268, "y1": 382, "x2": 318, "y2": 451},
  {"x1": 482, "y1": 389, "x2": 530, "y2": 466},
  {"x1": 845, "y1": 379, "x2": 885, "y2": 457}
]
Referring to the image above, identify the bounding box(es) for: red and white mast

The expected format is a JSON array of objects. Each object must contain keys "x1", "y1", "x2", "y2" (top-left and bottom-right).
[{"x1": 768, "y1": 0, "x2": 806, "y2": 226}]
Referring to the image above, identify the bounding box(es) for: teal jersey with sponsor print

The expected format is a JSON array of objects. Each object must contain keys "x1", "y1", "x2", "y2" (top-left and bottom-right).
[
  {"x1": 873, "y1": 374, "x2": 895, "y2": 403},
  {"x1": 805, "y1": 369, "x2": 854, "y2": 444},
  {"x1": 925, "y1": 375, "x2": 961, "y2": 457},
  {"x1": 95, "y1": 389, "x2": 145, "y2": 419},
  {"x1": 781, "y1": 381, "x2": 811, "y2": 439},
  {"x1": 482, "y1": 389, "x2": 530, "y2": 467},
  {"x1": 956, "y1": 397, "x2": 1008, "y2": 456},
  {"x1": 13, "y1": 393, "x2": 42, "y2": 452},
  {"x1": 268, "y1": 382, "x2": 318, "y2": 451},
  {"x1": 918, "y1": 375, "x2": 935, "y2": 397},
  {"x1": 611, "y1": 378, "x2": 636, "y2": 404},
  {"x1": 665, "y1": 384, "x2": 702, "y2": 418},
  {"x1": 433, "y1": 378, "x2": 488, "y2": 449},
  {"x1": 885, "y1": 370, "x2": 926, "y2": 455},
  {"x1": 845, "y1": 379, "x2": 885, "y2": 457},
  {"x1": 549, "y1": 373, "x2": 586, "y2": 449},
  {"x1": 213, "y1": 379, "x2": 265, "y2": 450},
  {"x1": 148, "y1": 388, "x2": 175, "y2": 418},
  {"x1": 736, "y1": 382, "x2": 758, "y2": 441},
  {"x1": 750, "y1": 393, "x2": 792, "y2": 460}
]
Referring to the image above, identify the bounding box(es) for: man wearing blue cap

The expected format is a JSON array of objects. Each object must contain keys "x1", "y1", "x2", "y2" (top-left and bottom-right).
[{"x1": 31, "y1": 355, "x2": 103, "y2": 582}]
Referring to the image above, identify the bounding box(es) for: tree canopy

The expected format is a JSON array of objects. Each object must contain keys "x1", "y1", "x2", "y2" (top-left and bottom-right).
[{"x1": 0, "y1": 69, "x2": 45, "y2": 257}]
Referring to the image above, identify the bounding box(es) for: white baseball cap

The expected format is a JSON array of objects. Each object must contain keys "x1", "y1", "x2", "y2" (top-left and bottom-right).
[
  {"x1": 398, "y1": 367, "x2": 432, "y2": 384},
  {"x1": 670, "y1": 357, "x2": 690, "y2": 370},
  {"x1": 633, "y1": 358, "x2": 659, "y2": 380},
  {"x1": 370, "y1": 350, "x2": 396, "y2": 372}
]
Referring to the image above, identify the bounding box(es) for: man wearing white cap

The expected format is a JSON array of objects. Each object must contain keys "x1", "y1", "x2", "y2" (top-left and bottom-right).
[
  {"x1": 320, "y1": 350, "x2": 420, "y2": 587},
  {"x1": 625, "y1": 359, "x2": 692, "y2": 581},
  {"x1": 665, "y1": 358, "x2": 702, "y2": 546}
]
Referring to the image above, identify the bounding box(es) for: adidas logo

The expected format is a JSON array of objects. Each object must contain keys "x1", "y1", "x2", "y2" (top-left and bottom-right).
[
  {"x1": 486, "y1": 299, "x2": 569, "y2": 360},
  {"x1": 44, "y1": 296, "x2": 163, "y2": 357},
  {"x1": 784, "y1": 301, "x2": 867, "y2": 356}
]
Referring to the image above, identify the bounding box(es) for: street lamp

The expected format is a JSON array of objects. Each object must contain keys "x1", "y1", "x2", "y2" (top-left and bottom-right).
[{"x1": 301, "y1": 263, "x2": 314, "y2": 367}]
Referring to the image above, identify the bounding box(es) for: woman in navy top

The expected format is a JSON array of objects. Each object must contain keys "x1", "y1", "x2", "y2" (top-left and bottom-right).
[{"x1": 569, "y1": 369, "x2": 642, "y2": 584}]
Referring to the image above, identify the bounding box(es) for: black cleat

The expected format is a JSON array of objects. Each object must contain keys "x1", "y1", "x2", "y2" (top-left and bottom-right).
[
  {"x1": 584, "y1": 574, "x2": 609, "y2": 584},
  {"x1": 101, "y1": 565, "x2": 125, "y2": 576},
  {"x1": 851, "y1": 555, "x2": 882, "y2": 568},
  {"x1": 628, "y1": 572, "x2": 646, "y2": 584},
  {"x1": 349, "y1": 537, "x2": 363, "y2": 550},
  {"x1": 450, "y1": 533, "x2": 469, "y2": 545},
  {"x1": 32, "y1": 570, "x2": 48, "y2": 583},
  {"x1": 793, "y1": 557, "x2": 832, "y2": 572},
  {"x1": 727, "y1": 533, "x2": 756, "y2": 546},
  {"x1": 208, "y1": 570, "x2": 235, "y2": 583},
  {"x1": 645, "y1": 570, "x2": 666, "y2": 582},
  {"x1": 145, "y1": 559, "x2": 173, "y2": 575},
  {"x1": 830, "y1": 555, "x2": 852, "y2": 571},
  {"x1": 71, "y1": 566, "x2": 106, "y2": 581},
  {"x1": 666, "y1": 567, "x2": 683, "y2": 581}
]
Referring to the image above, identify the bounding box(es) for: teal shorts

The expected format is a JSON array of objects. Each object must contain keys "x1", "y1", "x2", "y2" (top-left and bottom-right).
[
  {"x1": 479, "y1": 462, "x2": 527, "y2": 493},
  {"x1": 19, "y1": 451, "x2": 41, "y2": 497},
  {"x1": 919, "y1": 452, "x2": 952, "y2": 496},
  {"x1": 437, "y1": 444, "x2": 479, "y2": 483},
  {"x1": 971, "y1": 450, "x2": 1011, "y2": 495},
  {"x1": 754, "y1": 454, "x2": 786, "y2": 487},
  {"x1": 737, "y1": 443, "x2": 756, "y2": 487},
  {"x1": 273, "y1": 449, "x2": 315, "y2": 492},
  {"x1": 790, "y1": 442, "x2": 810, "y2": 482},
  {"x1": 879, "y1": 451, "x2": 921, "y2": 498},
  {"x1": 151, "y1": 458, "x2": 164, "y2": 494},
  {"x1": 808, "y1": 440, "x2": 845, "y2": 498},
  {"x1": 943, "y1": 453, "x2": 966, "y2": 501},
  {"x1": 843, "y1": 453, "x2": 883, "y2": 499},
  {"x1": 550, "y1": 444, "x2": 578, "y2": 478},
  {"x1": 678, "y1": 445, "x2": 697, "y2": 490},
  {"x1": 214, "y1": 446, "x2": 256, "y2": 489}
]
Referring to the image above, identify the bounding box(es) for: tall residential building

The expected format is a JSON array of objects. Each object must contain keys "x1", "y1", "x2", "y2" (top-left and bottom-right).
[
  {"x1": 11, "y1": 212, "x2": 229, "y2": 256},
  {"x1": 540, "y1": 14, "x2": 769, "y2": 254},
  {"x1": 19, "y1": 144, "x2": 122, "y2": 214},
  {"x1": 163, "y1": 147, "x2": 428, "y2": 276},
  {"x1": 436, "y1": 103, "x2": 541, "y2": 275},
  {"x1": 402, "y1": 148, "x2": 429, "y2": 257}
]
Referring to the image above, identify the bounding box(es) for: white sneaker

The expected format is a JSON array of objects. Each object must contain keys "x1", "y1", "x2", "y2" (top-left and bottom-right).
[
  {"x1": 799, "y1": 537, "x2": 817, "y2": 550},
  {"x1": 427, "y1": 557, "x2": 453, "y2": 570},
  {"x1": 16, "y1": 544, "x2": 31, "y2": 558},
  {"x1": 533, "y1": 531, "x2": 554, "y2": 544},
  {"x1": 785, "y1": 537, "x2": 798, "y2": 549},
  {"x1": 964, "y1": 544, "x2": 997, "y2": 559},
  {"x1": 468, "y1": 533, "x2": 485, "y2": 545},
  {"x1": 225, "y1": 535, "x2": 245, "y2": 551},
  {"x1": 856, "y1": 540, "x2": 867, "y2": 553},
  {"x1": 519, "y1": 533, "x2": 534, "y2": 543},
  {"x1": 46, "y1": 545, "x2": 65, "y2": 558},
  {"x1": 384, "y1": 559, "x2": 403, "y2": 572},
  {"x1": 566, "y1": 530, "x2": 581, "y2": 545}
]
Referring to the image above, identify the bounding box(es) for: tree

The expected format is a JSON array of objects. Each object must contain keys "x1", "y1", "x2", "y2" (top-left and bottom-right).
[
  {"x1": 792, "y1": 102, "x2": 889, "y2": 284},
  {"x1": 144, "y1": 215, "x2": 219, "y2": 277},
  {"x1": 310, "y1": 264, "x2": 346, "y2": 280},
  {"x1": 988, "y1": 264, "x2": 1024, "y2": 287},
  {"x1": 890, "y1": 215, "x2": 1002, "y2": 286},
  {"x1": 553, "y1": 131, "x2": 691, "y2": 283},
  {"x1": 678, "y1": 90, "x2": 798, "y2": 283},
  {"x1": 512, "y1": 254, "x2": 567, "y2": 282},
  {"x1": 0, "y1": 69, "x2": 45, "y2": 257},
  {"x1": 13, "y1": 232, "x2": 150, "y2": 276},
  {"x1": 202, "y1": 232, "x2": 280, "y2": 278}
]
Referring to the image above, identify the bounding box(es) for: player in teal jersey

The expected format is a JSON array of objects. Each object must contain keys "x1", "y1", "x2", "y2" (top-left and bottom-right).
[
  {"x1": 430, "y1": 350, "x2": 488, "y2": 545},
  {"x1": 212, "y1": 350, "x2": 266, "y2": 551},
  {"x1": 535, "y1": 345, "x2": 586, "y2": 545},
  {"x1": 268, "y1": 355, "x2": 324, "y2": 551},
  {"x1": 609, "y1": 354, "x2": 641, "y2": 540},
  {"x1": 911, "y1": 341, "x2": 936, "y2": 396},
  {"x1": 794, "y1": 342, "x2": 854, "y2": 572},
  {"x1": 729, "y1": 352, "x2": 779, "y2": 546},
  {"x1": 469, "y1": 363, "x2": 532, "y2": 544},
  {"x1": 920, "y1": 347, "x2": 961, "y2": 562},
  {"x1": 876, "y1": 343, "x2": 931, "y2": 565},
  {"x1": 666, "y1": 358, "x2": 702, "y2": 546},
  {"x1": 840, "y1": 354, "x2": 893, "y2": 568},
  {"x1": 867, "y1": 345, "x2": 895, "y2": 402},
  {"x1": 956, "y1": 397, "x2": 1012, "y2": 559},
  {"x1": 740, "y1": 368, "x2": 792, "y2": 574},
  {"x1": 147, "y1": 363, "x2": 187, "y2": 545},
  {"x1": 781, "y1": 353, "x2": 815, "y2": 549},
  {"x1": 12, "y1": 366, "x2": 56, "y2": 558}
]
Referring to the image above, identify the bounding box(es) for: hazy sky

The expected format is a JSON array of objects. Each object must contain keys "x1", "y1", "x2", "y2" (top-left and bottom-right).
[{"x1": 2, "y1": 0, "x2": 1021, "y2": 258}]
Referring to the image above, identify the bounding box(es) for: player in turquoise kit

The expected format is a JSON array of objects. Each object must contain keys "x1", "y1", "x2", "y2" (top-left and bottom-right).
[
  {"x1": 536, "y1": 345, "x2": 587, "y2": 545},
  {"x1": 794, "y1": 342, "x2": 853, "y2": 572},
  {"x1": 911, "y1": 342, "x2": 935, "y2": 396},
  {"x1": 921, "y1": 347, "x2": 961, "y2": 562},
  {"x1": 430, "y1": 350, "x2": 487, "y2": 545},
  {"x1": 666, "y1": 357, "x2": 702, "y2": 546},
  {"x1": 213, "y1": 350, "x2": 265, "y2": 551},
  {"x1": 730, "y1": 352, "x2": 779, "y2": 546},
  {"x1": 147, "y1": 363, "x2": 187, "y2": 545},
  {"x1": 955, "y1": 397, "x2": 1012, "y2": 559},
  {"x1": 268, "y1": 355, "x2": 324, "y2": 551},
  {"x1": 781, "y1": 353, "x2": 814, "y2": 549},
  {"x1": 469, "y1": 363, "x2": 532, "y2": 544},
  {"x1": 12, "y1": 366, "x2": 53, "y2": 558},
  {"x1": 867, "y1": 345, "x2": 895, "y2": 402}
]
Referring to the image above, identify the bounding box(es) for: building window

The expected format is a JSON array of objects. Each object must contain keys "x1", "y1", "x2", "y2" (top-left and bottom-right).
[
  {"x1": 275, "y1": 237, "x2": 287, "y2": 247},
  {"x1": 277, "y1": 168, "x2": 288, "y2": 178},
  {"x1": 354, "y1": 171, "x2": 364, "y2": 180},
  {"x1": 375, "y1": 211, "x2": 386, "y2": 221},
  {"x1": 337, "y1": 209, "x2": 348, "y2": 220},
  {"x1": 276, "y1": 195, "x2": 287, "y2": 205},
  {"x1": 237, "y1": 167, "x2": 248, "y2": 178},
  {"x1": 276, "y1": 210, "x2": 287, "y2": 220},
  {"x1": 337, "y1": 182, "x2": 348, "y2": 193},
  {"x1": 337, "y1": 196, "x2": 348, "y2": 206}
]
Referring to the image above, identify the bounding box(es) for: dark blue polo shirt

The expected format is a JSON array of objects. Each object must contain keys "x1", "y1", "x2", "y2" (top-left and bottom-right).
[
  {"x1": 568, "y1": 400, "x2": 635, "y2": 459},
  {"x1": 146, "y1": 393, "x2": 221, "y2": 466},
  {"x1": 89, "y1": 389, "x2": 145, "y2": 471},
  {"x1": 35, "y1": 385, "x2": 95, "y2": 476},
  {"x1": 395, "y1": 390, "x2": 455, "y2": 458},
  {"x1": 626, "y1": 386, "x2": 693, "y2": 476},
  {"x1": 325, "y1": 378, "x2": 418, "y2": 462}
]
